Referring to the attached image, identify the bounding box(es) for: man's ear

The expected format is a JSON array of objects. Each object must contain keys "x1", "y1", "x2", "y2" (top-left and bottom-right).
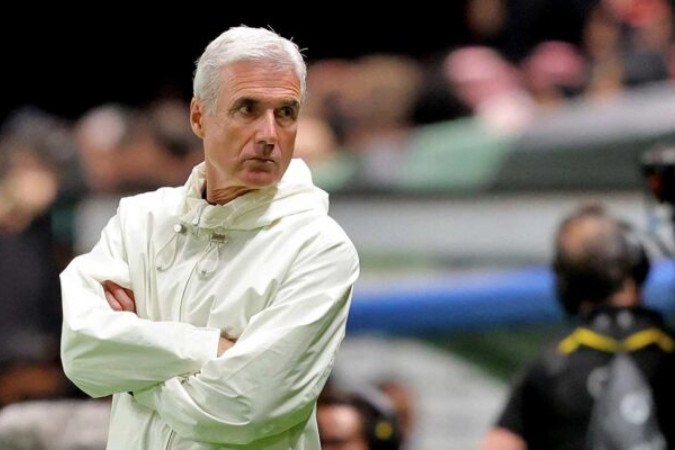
[{"x1": 190, "y1": 98, "x2": 205, "y2": 138}]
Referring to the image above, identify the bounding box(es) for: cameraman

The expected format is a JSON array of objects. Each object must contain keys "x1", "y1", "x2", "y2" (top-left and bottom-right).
[
  {"x1": 480, "y1": 204, "x2": 675, "y2": 450},
  {"x1": 317, "y1": 388, "x2": 402, "y2": 450}
]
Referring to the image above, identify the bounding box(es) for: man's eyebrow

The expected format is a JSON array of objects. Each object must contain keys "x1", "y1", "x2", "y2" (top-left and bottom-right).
[
  {"x1": 230, "y1": 98, "x2": 299, "y2": 109},
  {"x1": 231, "y1": 97, "x2": 258, "y2": 107},
  {"x1": 279, "y1": 100, "x2": 301, "y2": 113}
]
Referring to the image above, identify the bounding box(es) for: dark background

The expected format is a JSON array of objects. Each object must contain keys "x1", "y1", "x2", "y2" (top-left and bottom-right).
[{"x1": 2, "y1": 2, "x2": 593, "y2": 123}]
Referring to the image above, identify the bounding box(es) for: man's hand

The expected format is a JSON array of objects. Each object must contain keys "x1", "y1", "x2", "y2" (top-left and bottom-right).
[
  {"x1": 102, "y1": 280, "x2": 136, "y2": 313},
  {"x1": 218, "y1": 335, "x2": 236, "y2": 356}
]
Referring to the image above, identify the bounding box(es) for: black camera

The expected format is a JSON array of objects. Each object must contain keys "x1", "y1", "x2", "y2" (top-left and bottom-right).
[{"x1": 640, "y1": 145, "x2": 675, "y2": 206}]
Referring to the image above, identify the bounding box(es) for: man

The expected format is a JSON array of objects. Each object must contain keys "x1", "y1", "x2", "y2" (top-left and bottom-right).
[
  {"x1": 480, "y1": 204, "x2": 675, "y2": 450},
  {"x1": 317, "y1": 389, "x2": 401, "y2": 450},
  {"x1": 60, "y1": 26, "x2": 360, "y2": 449}
]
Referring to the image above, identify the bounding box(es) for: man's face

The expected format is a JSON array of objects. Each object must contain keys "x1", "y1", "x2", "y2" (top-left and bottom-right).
[
  {"x1": 191, "y1": 60, "x2": 302, "y2": 203},
  {"x1": 318, "y1": 405, "x2": 369, "y2": 450}
]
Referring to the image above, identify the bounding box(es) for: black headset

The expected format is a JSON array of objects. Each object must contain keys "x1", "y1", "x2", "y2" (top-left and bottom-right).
[
  {"x1": 353, "y1": 389, "x2": 402, "y2": 450},
  {"x1": 553, "y1": 215, "x2": 651, "y2": 316},
  {"x1": 318, "y1": 388, "x2": 402, "y2": 450}
]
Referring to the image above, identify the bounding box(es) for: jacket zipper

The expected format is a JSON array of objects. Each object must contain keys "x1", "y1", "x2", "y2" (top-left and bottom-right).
[
  {"x1": 177, "y1": 259, "x2": 199, "y2": 321},
  {"x1": 177, "y1": 204, "x2": 208, "y2": 320}
]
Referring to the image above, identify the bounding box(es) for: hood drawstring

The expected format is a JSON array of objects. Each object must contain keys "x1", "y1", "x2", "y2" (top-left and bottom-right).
[
  {"x1": 156, "y1": 226, "x2": 227, "y2": 275},
  {"x1": 156, "y1": 224, "x2": 185, "y2": 271},
  {"x1": 191, "y1": 203, "x2": 208, "y2": 238},
  {"x1": 197, "y1": 233, "x2": 227, "y2": 277}
]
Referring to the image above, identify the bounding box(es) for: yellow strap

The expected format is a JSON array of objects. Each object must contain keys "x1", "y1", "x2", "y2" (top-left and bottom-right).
[
  {"x1": 558, "y1": 328, "x2": 620, "y2": 354},
  {"x1": 624, "y1": 328, "x2": 675, "y2": 353},
  {"x1": 558, "y1": 327, "x2": 675, "y2": 354}
]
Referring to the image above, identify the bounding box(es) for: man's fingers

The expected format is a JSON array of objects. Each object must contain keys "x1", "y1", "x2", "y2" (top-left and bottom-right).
[
  {"x1": 102, "y1": 280, "x2": 137, "y2": 313},
  {"x1": 111, "y1": 285, "x2": 136, "y2": 312},
  {"x1": 123, "y1": 287, "x2": 135, "y2": 301},
  {"x1": 105, "y1": 290, "x2": 123, "y2": 311}
]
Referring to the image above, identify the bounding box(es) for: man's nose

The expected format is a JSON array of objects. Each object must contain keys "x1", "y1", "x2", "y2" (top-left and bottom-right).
[{"x1": 255, "y1": 110, "x2": 278, "y2": 149}]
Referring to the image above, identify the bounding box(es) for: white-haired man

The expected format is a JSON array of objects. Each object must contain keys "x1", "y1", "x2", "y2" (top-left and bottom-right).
[{"x1": 61, "y1": 26, "x2": 359, "y2": 449}]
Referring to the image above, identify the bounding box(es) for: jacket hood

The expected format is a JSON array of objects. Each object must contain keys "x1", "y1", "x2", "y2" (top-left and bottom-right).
[{"x1": 179, "y1": 158, "x2": 328, "y2": 232}]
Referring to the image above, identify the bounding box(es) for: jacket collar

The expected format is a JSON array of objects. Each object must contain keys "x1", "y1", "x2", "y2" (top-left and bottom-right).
[{"x1": 178, "y1": 158, "x2": 328, "y2": 232}]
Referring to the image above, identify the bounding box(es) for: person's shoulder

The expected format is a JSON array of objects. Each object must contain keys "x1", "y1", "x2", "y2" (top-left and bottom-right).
[
  {"x1": 520, "y1": 328, "x2": 576, "y2": 380},
  {"x1": 641, "y1": 307, "x2": 675, "y2": 336},
  {"x1": 289, "y1": 215, "x2": 359, "y2": 272},
  {"x1": 114, "y1": 186, "x2": 185, "y2": 231},
  {"x1": 306, "y1": 214, "x2": 357, "y2": 249}
]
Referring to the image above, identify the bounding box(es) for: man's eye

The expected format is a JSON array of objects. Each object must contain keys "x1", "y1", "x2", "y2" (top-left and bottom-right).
[
  {"x1": 277, "y1": 107, "x2": 297, "y2": 120},
  {"x1": 239, "y1": 104, "x2": 254, "y2": 115}
]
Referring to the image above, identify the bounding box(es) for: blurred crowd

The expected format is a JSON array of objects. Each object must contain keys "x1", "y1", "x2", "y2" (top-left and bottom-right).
[
  {"x1": 1, "y1": 0, "x2": 674, "y2": 447},
  {"x1": 308, "y1": 0, "x2": 673, "y2": 141},
  {"x1": 0, "y1": 99, "x2": 205, "y2": 441}
]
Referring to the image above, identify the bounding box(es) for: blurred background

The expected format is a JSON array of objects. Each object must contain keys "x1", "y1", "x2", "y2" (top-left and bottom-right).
[{"x1": 2, "y1": 1, "x2": 675, "y2": 448}]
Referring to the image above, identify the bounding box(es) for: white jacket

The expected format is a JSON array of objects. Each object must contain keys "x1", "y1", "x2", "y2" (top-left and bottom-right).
[{"x1": 60, "y1": 159, "x2": 359, "y2": 449}]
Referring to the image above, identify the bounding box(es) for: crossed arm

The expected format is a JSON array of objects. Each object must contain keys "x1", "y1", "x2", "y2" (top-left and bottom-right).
[
  {"x1": 61, "y1": 206, "x2": 359, "y2": 444},
  {"x1": 101, "y1": 280, "x2": 234, "y2": 356}
]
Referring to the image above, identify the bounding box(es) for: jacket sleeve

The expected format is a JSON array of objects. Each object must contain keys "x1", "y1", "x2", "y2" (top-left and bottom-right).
[
  {"x1": 60, "y1": 209, "x2": 221, "y2": 398},
  {"x1": 133, "y1": 234, "x2": 360, "y2": 445}
]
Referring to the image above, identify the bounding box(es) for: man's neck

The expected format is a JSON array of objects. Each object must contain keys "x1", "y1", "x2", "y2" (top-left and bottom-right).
[{"x1": 203, "y1": 183, "x2": 254, "y2": 205}]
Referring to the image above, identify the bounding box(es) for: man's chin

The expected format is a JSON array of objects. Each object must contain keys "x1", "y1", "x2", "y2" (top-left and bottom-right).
[{"x1": 242, "y1": 170, "x2": 281, "y2": 189}]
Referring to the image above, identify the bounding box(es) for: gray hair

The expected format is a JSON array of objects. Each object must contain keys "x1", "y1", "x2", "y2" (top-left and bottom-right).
[{"x1": 193, "y1": 26, "x2": 306, "y2": 115}]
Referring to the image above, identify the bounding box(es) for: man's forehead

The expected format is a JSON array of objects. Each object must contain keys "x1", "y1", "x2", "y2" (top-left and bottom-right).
[
  {"x1": 222, "y1": 61, "x2": 299, "y2": 85},
  {"x1": 222, "y1": 71, "x2": 300, "y2": 102}
]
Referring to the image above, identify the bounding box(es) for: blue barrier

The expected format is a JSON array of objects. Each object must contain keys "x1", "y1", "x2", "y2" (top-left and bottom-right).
[{"x1": 347, "y1": 260, "x2": 675, "y2": 334}]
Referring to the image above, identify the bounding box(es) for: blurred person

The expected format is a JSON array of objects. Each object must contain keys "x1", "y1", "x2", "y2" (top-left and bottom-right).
[
  {"x1": 604, "y1": 0, "x2": 673, "y2": 87},
  {"x1": 73, "y1": 104, "x2": 135, "y2": 194},
  {"x1": 73, "y1": 101, "x2": 204, "y2": 254},
  {"x1": 0, "y1": 108, "x2": 78, "y2": 236},
  {"x1": 71, "y1": 104, "x2": 143, "y2": 255},
  {"x1": 317, "y1": 389, "x2": 402, "y2": 450},
  {"x1": 143, "y1": 98, "x2": 204, "y2": 187},
  {"x1": 376, "y1": 379, "x2": 414, "y2": 448},
  {"x1": 304, "y1": 58, "x2": 356, "y2": 146},
  {"x1": 75, "y1": 101, "x2": 201, "y2": 194},
  {"x1": 411, "y1": 57, "x2": 472, "y2": 126},
  {"x1": 480, "y1": 204, "x2": 675, "y2": 450},
  {"x1": 520, "y1": 41, "x2": 588, "y2": 110},
  {"x1": 60, "y1": 25, "x2": 359, "y2": 450},
  {"x1": 444, "y1": 46, "x2": 536, "y2": 133},
  {"x1": 292, "y1": 115, "x2": 359, "y2": 191},
  {"x1": 344, "y1": 54, "x2": 422, "y2": 151},
  {"x1": 114, "y1": 99, "x2": 204, "y2": 192},
  {"x1": 0, "y1": 109, "x2": 77, "y2": 408},
  {"x1": 294, "y1": 115, "x2": 338, "y2": 167},
  {"x1": 0, "y1": 145, "x2": 58, "y2": 235},
  {"x1": 342, "y1": 55, "x2": 423, "y2": 187},
  {"x1": 583, "y1": 0, "x2": 673, "y2": 100}
]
